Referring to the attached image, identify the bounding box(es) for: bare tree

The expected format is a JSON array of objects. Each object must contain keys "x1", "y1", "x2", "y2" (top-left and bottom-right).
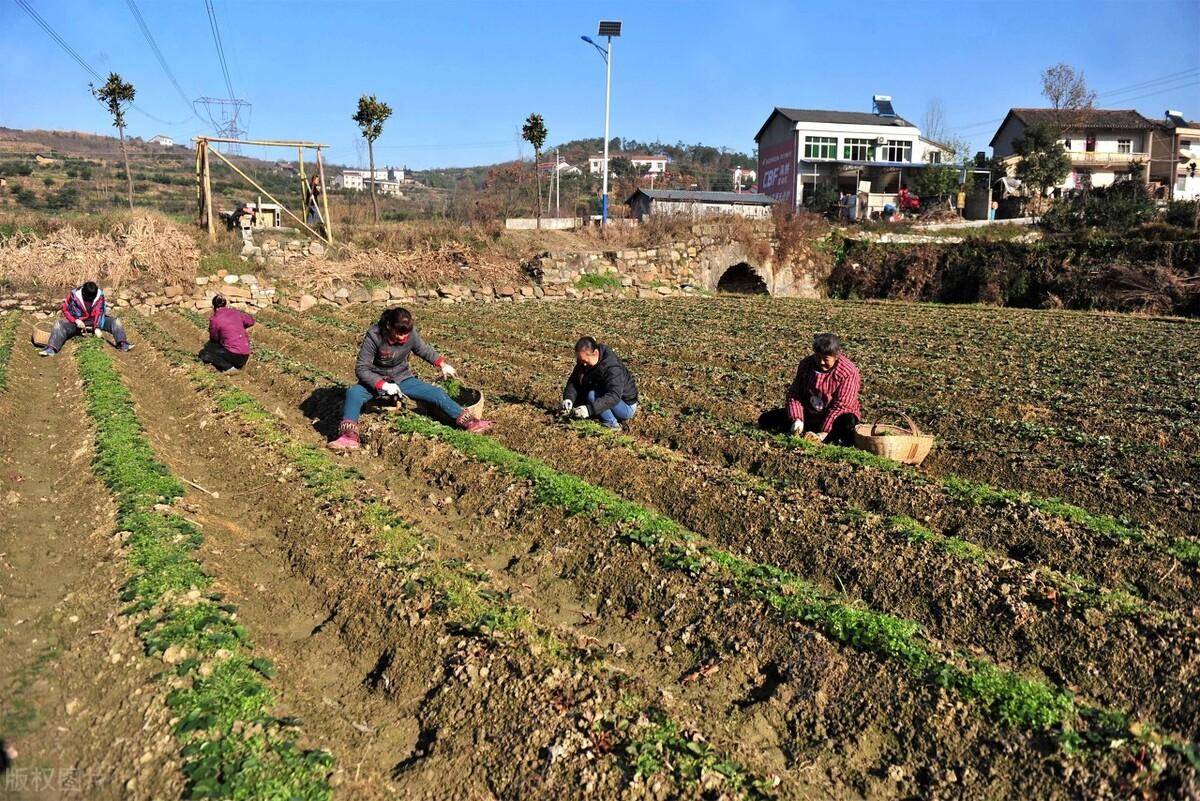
[
  {"x1": 91, "y1": 73, "x2": 136, "y2": 211},
  {"x1": 353, "y1": 95, "x2": 392, "y2": 223},
  {"x1": 922, "y1": 98, "x2": 947, "y2": 143},
  {"x1": 1041, "y1": 63, "x2": 1096, "y2": 130}
]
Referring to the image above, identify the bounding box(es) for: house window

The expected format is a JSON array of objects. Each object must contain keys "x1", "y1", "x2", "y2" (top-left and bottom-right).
[
  {"x1": 843, "y1": 138, "x2": 872, "y2": 160},
  {"x1": 804, "y1": 136, "x2": 838, "y2": 159},
  {"x1": 1085, "y1": 136, "x2": 1096, "y2": 152},
  {"x1": 882, "y1": 140, "x2": 912, "y2": 162},
  {"x1": 1063, "y1": 139, "x2": 1072, "y2": 151},
  {"x1": 1117, "y1": 139, "x2": 1132, "y2": 154},
  {"x1": 925, "y1": 150, "x2": 942, "y2": 164}
]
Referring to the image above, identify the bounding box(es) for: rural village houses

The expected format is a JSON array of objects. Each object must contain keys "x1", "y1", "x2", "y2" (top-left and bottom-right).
[
  {"x1": 755, "y1": 96, "x2": 954, "y2": 215},
  {"x1": 990, "y1": 108, "x2": 1200, "y2": 200},
  {"x1": 589, "y1": 153, "x2": 668, "y2": 175},
  {"x1": 332, "y1": 166, "x2": 409, "y2": 196}
]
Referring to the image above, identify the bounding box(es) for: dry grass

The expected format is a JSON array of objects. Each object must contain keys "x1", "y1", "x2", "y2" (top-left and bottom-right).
[{"x1": 0, "y1": 212, "x2": 200, "y2": 289}]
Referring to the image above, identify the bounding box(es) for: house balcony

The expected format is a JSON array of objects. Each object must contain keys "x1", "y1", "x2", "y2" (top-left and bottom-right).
[{"x1": 1068, "y1": 151, "x2": 1148, "y2": 167}]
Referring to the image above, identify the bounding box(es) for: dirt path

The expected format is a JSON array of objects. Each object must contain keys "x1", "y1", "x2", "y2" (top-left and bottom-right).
[{"x1": 0, "y1": 326, "x2": 181, "y2": 800}]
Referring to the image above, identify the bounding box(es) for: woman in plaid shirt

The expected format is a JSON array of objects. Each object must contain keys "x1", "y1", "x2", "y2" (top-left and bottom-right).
[{"x1": 784, "y1": 333, "x2": 862, "y2": 446}]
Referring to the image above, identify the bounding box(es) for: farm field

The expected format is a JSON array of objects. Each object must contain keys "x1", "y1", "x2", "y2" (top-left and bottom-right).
[{"x1": 1, "y1": 297, "x2": 1197, "y2": 800}]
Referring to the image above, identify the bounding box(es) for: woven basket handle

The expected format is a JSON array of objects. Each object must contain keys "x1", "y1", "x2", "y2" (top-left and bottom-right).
[{"x1": 871, "y1": 410, "x2": 922, "y2": 437}]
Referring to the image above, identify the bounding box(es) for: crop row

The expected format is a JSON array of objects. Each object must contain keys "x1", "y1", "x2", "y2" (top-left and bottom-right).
[
  {"x1": 154, "y1": 310, "x2": 1199, "y2": 769},
  {"x1": 229, "y1": 308, "x2": 1200, "y2": 742},
  {"x1": 73, "y1": 338, "x2": 333, "y2": 800},
  {"x1": 129, "y1": 312, "x2": 781, "y2": 799},
  {"x1": 0, "y1": 313, "x2": 20, "y2": 390},
  {"x1": 395, "y1": 299, "x2": 1200, "y2": 520},
  {"x1": 260, "y1": 306, "x2": 1200, "y2": 588}
]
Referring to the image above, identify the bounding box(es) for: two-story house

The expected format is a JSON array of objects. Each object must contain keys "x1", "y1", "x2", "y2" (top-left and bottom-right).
[
  {"x1": 588, "y1": 154, "x2": 668, "y2": 176},
  {"x1": 1149, "y1": 110, "x2": 1200, "y2": 200},
  {"x1": 989, "y1": 108, "x2": 1154, "y2": 191},
  {"x1": 755, "y1": 96, "x2": 952, "y2": 212}
]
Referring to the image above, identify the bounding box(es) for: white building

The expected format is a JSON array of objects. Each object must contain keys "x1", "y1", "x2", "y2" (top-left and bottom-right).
[
  {"x1": 1150, "y1": 110, "x2": 1200, "y2": 200},
  {"x1": 148, "y1": 134, "x2": 174, "y2": 147},
  {"x1": 755, "y1": 95, "x2": 953, "y2": 210},
  {"x1": 732, "y1": 166, "x2": 757, "y2": 188},
  {"x1": 589, "y1": 154, "x2": 668, "y2": 175},
  {"x1": 333, "y1": 166, "x2": 407, "y2": 192},
  {"x1": 990, "y1": 108, "x2": 1153, "y2": 190}
]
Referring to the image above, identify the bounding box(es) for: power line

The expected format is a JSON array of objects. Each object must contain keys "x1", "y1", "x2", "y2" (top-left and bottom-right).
[
  {"x1": 12, "y1": 0, "x2": 189, "y2": 126},
  {"x1": 203, "y1": 0, "x2": 235, "y2": 100},
  {"x1": 124, "y1": 0, "x2": 206, "y2": 124},
  {"x1": 946, "y1": 69, "x2": 1200, "y2": 135}
]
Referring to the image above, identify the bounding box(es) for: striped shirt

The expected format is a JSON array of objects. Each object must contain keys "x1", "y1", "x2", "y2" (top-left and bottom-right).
[{"x1": 786, "y1": 355, "x2": 862, "y2": 433}]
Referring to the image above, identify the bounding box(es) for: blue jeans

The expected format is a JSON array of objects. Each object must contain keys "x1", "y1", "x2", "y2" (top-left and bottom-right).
[
  {"x1": 586, "y1": 390, "x2": 637, "y2": 429},
  {"x1": 47, "y1": 316, "x2": 127, "y2": 351},
  {"x1": 342, "y1": 378, "x2": 463, "y2": 422}
]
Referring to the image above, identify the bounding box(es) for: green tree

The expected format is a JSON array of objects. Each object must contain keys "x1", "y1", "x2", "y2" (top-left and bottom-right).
[
  {"x1": 91, "y1": 72, "x2": 136, "y2": 210},
  {"x1": 521, "y1": 113, "x2": 548, "y2": 227},
  {"x1": 353, "y1": 94, "x2": 393, "y2": 223},
  {"x1": 1012, "y1": 123, "x2": 1071, "y2": 212}
]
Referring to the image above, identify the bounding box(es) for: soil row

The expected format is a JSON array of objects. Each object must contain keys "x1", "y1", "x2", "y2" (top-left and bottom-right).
[
  {"x1": 258, "y1": 306, "x2": 1200, "y2": 606},
  {"x1": 278, "y1": 300, "x2": 1199, "y2": 540},
  {"x1": 133, "y1": 309, "x2": 1200, "y2": 796},
  {"x1": 225, "y1": 310, "x2": 1200, "y2": 742},
  {"x1": 125, "y1": 314, "x2": 799, "y2": 800}
]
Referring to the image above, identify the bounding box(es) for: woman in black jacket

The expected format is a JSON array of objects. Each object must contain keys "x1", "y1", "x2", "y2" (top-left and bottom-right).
[{"x1": 560, "y1": 336, "x2": 639, "y2": 430}]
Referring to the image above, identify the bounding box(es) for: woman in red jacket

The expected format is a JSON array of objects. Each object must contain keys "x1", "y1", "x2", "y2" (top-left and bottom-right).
[{"x1": 200, "y1": 294, "x2": 253, "y2": 373}]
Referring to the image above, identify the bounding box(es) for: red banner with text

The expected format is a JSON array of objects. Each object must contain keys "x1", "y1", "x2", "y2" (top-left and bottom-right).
[{"x1": 758, "y1": 137, "x2": 796, "y2": 207}]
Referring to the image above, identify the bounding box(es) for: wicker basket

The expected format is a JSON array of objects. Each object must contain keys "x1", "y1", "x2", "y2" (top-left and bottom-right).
[
  {"x1": 31, "y1": 326, "x2": 51, "y2": 348},
  {"x1": 853, "y1": 411, "x2": 935, "y2": 466}
]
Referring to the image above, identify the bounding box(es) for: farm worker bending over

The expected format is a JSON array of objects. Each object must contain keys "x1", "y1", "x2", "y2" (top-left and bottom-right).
[
  {"x1": 785, "y1": 333, "x2": 862, "y2": 446},
  {"x1": 560, "y1": 336, "x2": 639, "y2": 431},
  {"x1": 328, "y1": 307, "x2": 492, "y2": 451},
  {"x1": 40, "y1": 280, "x2": 132, "y2": 356},
  {"x1": 199, "y1": 294, "x2": 253, "y2": 373}
]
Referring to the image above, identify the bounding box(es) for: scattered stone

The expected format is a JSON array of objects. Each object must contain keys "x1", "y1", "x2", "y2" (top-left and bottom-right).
[
  {"x1": 298, "y1": 293, "x2": 318, "y2": 312},
  {"x1": 223, "y1": 274, "x2": 239, "y2": 284}
]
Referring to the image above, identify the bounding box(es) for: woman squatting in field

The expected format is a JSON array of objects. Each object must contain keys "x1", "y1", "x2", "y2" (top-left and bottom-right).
[
  {"x1": 199, "y1": 294, "x2": 254, "y2": 373},
  {"x1": 328, "y1": 307, "x2": 493, "y2": 450},
  {"x1": 559, "y1": 336, "x2": 640, "y2": 431},
  {"x1": 760, "y1": 332, "x2": 862, "y2": 446}
]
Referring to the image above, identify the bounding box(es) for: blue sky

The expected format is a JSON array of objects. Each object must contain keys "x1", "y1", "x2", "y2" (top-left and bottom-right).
[{"x1": 2, "y1": 0, "x2": 1198, "y2": 169}]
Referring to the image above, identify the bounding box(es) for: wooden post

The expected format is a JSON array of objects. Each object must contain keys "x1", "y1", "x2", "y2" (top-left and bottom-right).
[
  {"x1": 207, "y1": 146, "x2": 328, "y2": 242},
  {"x1": 297, "y1": 146, "x2": 308, "y2": 227},
  {"x1": 316, "y1": 147, "x2": 333, "y2": 243},
  {"x1": 195, "y1": 143, "x2": 203, "y2": 229},
  {"x1": 202, "y1": 141, "x2": 215, "y2": 240}
]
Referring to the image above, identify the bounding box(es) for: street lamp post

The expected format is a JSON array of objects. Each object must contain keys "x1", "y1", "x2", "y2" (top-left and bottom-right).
[{"x1": 582, "y1": 20, "x2": 621, "y2": 225}]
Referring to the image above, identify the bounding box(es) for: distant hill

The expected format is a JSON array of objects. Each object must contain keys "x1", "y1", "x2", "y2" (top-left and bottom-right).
[{"x1": 0, "y1": 127, "x2": 757, "y2": 223}]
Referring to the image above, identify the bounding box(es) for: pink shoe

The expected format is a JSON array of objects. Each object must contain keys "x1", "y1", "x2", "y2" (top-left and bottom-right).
[
  {"x1": 328, "y1": 420, "x2": 361, "y2": 450},
  {"x1": 456, "y1": 411, "x2": 493, "y2": 434}
]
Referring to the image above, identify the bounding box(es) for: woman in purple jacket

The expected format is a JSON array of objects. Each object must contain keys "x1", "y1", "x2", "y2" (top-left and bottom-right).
[
  {"x1": 200, "y1": 295, "x2": 253, "y2": 373},
  {"x1": 328, "y1": 307, "x2": 492, "y2": 451}
]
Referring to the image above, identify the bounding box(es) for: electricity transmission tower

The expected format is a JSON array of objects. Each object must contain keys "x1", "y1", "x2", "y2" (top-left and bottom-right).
[{"x1": 194, "y1": 97, "x2": 251, "y2": 153}]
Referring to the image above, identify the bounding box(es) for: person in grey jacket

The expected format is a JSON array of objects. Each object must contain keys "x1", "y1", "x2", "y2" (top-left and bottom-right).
[
  {"x1": 560, "y1": 337, "x2": 639, "y2": 430},
  {"x1": 328, "y1": 307, "x2": 492, "y2": 450}
]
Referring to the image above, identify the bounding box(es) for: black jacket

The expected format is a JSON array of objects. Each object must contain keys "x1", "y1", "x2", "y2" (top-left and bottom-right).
[{"x1": 563, "y1": 344, "x2": 638, "y2": 415}]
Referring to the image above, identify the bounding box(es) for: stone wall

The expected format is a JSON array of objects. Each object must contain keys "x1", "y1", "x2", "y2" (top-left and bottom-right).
[{"x1": 522, "y1": 220, "x2": 825, "y2": 299}]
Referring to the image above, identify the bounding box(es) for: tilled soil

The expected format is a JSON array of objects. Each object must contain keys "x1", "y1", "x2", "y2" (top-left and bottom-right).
[
  {"x1": 140, "y1": 308, "x2": 1198, "y2": 798},
  {"x1": 0, "y1": 324, "x2": 182, "y2": 800},
  {"x1": 241, "y1": 310, "x2": 1200, "y2": 740},
  {"x1": 7, "y1": 297, "x2": 1199, "y2": 800}
]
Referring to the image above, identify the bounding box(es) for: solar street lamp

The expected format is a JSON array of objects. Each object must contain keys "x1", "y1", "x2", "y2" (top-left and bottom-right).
[{"x1": 581, "y1": 20, "x2": 621, "y2": 224}]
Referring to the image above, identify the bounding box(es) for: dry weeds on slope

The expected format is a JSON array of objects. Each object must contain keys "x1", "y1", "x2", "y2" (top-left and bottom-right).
[{"x1": 0, "y1": 214, "x2": 199, "y2": 289}]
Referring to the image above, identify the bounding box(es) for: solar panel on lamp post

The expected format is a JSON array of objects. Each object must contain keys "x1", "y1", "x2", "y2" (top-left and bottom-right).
[{"x1": 581, "y1": 20, "x2": 621, "y2": 225}]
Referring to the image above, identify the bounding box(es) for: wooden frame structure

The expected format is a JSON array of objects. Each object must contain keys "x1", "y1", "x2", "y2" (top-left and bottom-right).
[{"x1": 194, "y1": 136, "x2": 334, "y2": 244}]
